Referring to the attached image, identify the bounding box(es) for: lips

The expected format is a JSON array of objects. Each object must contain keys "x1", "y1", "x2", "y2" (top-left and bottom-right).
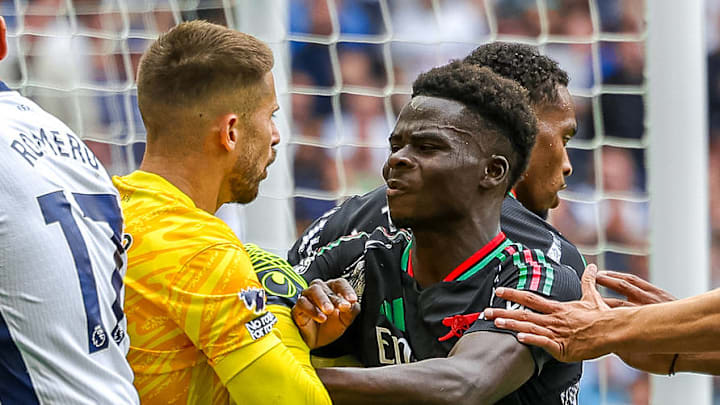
[{"x1": 386, "y1": 178, "x2": 411, "y2": 197}]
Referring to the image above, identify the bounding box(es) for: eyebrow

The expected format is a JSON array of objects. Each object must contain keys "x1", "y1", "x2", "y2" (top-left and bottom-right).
[{"x1": 389, "y1": 129, "x2": 452, "y2": 142}]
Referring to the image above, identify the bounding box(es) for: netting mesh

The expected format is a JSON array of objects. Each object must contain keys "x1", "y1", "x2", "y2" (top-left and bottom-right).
[{"x1": 1, "y1": 0, "x2": 708, "y2": 403}]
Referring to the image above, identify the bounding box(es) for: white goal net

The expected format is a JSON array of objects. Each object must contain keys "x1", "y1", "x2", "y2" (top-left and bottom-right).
[{"x1": 1, "y1": 0, "x2": 715, "y2": 404}]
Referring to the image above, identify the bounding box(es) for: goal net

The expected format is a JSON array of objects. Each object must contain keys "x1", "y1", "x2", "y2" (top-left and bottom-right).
[{"x1": 1, "y1": 0, "x2": 712, "y2": 404}]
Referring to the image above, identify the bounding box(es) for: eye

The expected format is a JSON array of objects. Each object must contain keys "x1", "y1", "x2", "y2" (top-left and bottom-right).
[{"x1": 390, "y1": 143, "x2": 401, "y2": 153}]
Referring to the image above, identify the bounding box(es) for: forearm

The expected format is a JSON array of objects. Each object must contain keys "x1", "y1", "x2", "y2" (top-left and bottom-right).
[
  {"x1": 317, "y1": 358, "x2": 481, "y2": 405},
  {"x1": 676, "y1": 353, "x2": 720, "y2": 375},
  {"x1": 598, "y1": 290, "x2": 720, "y2": 354},
  {"x1": 316, "y1": 332, "x2": 533, "y2": 405},
  {"x1": 224, "y1": 340, "x2": 331, "y2": 405}
]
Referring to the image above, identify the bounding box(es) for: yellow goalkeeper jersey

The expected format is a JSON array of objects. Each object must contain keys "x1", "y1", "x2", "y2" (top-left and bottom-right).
[{"x1": 114, "y1": 171, "x2": 283, "y2": 405}]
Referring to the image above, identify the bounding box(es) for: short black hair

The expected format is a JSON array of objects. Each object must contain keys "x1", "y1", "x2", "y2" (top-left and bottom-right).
[
  {"x1": 464, "y1": 42, "x2": 569, "y2": 106},
  {"x1": 412, "y1": 62, "x2": 537, "y2": 189}
]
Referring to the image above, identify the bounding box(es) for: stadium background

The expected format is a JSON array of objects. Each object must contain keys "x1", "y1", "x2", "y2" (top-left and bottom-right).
[{"x1": 0, "y1": 0, "x2": 716, "y2": 404}]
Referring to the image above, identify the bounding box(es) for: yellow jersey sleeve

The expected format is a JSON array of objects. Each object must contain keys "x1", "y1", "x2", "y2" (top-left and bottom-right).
[
  {"x1": 166, "y1": 244, "x2": 280, "y2": 373},
  {"x1": 220, "y1": 335, "x2": 332, "y2": 405}
]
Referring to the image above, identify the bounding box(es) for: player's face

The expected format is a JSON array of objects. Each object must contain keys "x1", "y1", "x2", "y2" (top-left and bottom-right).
[
  {"x1": 513, "y1": 86, "x2": 576, "y2": 217},
  {"x1": 383, "y1": 96, "x2": 486, "y2": 229},
  {"x1": 229, "y1": 72, "x2": 280, "y2": 204}
]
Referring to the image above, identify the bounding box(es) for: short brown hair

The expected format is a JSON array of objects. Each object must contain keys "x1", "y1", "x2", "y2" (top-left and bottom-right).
[{"x1": 137, "y1": 20, "x2": 274, "y2": 138}]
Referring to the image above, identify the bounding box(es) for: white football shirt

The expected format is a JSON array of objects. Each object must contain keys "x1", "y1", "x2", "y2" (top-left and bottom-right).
[{"x1": 0, "y1": 82, "x2": 139, "y2": 404}]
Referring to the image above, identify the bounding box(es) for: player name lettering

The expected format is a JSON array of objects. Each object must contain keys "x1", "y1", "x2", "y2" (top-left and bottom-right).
[
  {"x1": 245, "y1": 311, "x2": 277, "y2": 340},
  {"x1": 9, "y1": 127, "x2": 100, "y2": 170},
  {"x1": 375, "y1": 326, "x2": 413, "y2": 365}
]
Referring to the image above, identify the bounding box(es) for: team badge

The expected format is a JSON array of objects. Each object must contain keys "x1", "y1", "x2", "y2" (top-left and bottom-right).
[
  {"x1": 238, "y1": 288, "x2": 267, "y2": 315},
  {"x1": 438, "y1": 313, "x2": 481, "y2": 342},
  {"x1": 548, "y1": 231, "x2": 562, "y2": 263}
]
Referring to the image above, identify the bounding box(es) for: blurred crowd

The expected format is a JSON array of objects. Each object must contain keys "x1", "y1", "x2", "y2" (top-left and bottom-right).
[{"x1": 1, "y1": 0, "x2": 720, "y2": 404}]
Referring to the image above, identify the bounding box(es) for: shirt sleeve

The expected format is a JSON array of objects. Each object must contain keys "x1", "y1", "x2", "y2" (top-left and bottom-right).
[
  {"x1": 467, "y1": 245, "x2": 582, "y2": 371},
  {"x1": 165, "y1": 244, "x2": 280, "y2": 373},
  {"x1": 293, "y1": 232, "x2": 370, "y2": 288},
  {"x1": 245, "y1": 243, "x2": 307, "y2": 308},
  {"x1": 287, "y1": 186, "x2": 390, "y2": 266}
]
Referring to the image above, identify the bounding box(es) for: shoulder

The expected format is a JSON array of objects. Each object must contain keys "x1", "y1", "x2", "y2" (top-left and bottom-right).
[
  {"x1": 501, "y1": 197, "x2": 586, "y2": 278},
  {"x1": 244, "y1": 243, "x2": 307, "y2": 307},
  {"x1": 289, "y1": 186, "x2": 389, "y2": 263},
  {"x1": 500, "y1": 243, "x2": 581, "y2": 301},
  {"x1": 171, "y1": 243, "x2": 258, "y2": 294}
]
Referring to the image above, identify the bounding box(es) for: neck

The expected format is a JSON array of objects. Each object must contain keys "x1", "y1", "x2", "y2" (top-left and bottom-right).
[
  {"x1": 139, "y1": 152, "x2": 222, "y2": 213},
  {"x1": 411, "y1": 199, "x2": 503, "y2": 288}
]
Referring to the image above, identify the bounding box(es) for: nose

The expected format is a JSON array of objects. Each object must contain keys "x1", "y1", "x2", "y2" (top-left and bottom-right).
[
  {"x1": 270, "y1": 121, "x2": 280, "y2": 147},
  {"x1": 562, "y1": 147, "x2": 573, "y2": 177},
  {"x1": 386, "y1": 146, "x2": 415, "y2": 171}
]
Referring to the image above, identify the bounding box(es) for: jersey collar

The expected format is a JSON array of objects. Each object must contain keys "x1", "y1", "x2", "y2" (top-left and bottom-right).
[
  {"x1": 402, "y1": 232, "x2": 511, "y2": 282},
  {"x1": 508, "y1": 189, "x2": 517, "y2": 199},
  {"x1": 0, "y1": 81, "x2": 11, "y2": 92}
]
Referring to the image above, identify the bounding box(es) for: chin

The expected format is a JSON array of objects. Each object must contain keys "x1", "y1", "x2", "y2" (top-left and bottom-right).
[
  {"x1": 231, "y1": 187, "x2": 260, "y2": 205},
  {"x1": 388, "y1": 208, "x2": 414, "y2": 229}
]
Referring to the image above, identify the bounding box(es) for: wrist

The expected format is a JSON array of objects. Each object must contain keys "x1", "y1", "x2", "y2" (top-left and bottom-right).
[{"x1": 588, "y1": 307, "x2": 634, "y2": 356}]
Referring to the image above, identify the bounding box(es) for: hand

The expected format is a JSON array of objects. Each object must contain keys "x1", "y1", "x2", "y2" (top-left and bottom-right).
[
  {"x1": 483, "y1": 264, "x2": 612, "y2": 362},
  {"x1": 292, "y1": 279, "x2": 360, "y2": 349},
  {"x1": 597, "y1": 270, "x2": 676, "y2": 306}
]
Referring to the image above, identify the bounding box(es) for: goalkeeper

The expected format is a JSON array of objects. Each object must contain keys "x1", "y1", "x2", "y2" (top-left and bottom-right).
[{"x1": 115, "y1": 21, "x2": 350, "y2": 404}]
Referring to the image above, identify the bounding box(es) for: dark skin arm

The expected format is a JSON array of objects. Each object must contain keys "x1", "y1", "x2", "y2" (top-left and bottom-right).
[
  {"x1": 317, "y1": 332, "x2": 534, "y2": 405},
  {"x1": 292, "y1": 279, "x2": 535, "y2": 405}
]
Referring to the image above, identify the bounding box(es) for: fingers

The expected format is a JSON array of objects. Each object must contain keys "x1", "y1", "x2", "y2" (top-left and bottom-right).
[
  {"x1": 515, "y1": 333, "x2": 563, "y2": 360},
  {"x1": 339, "y1": 302, "x2": 361, "y2": 327},
  {"x1": 483, "y1": 307, "x2": 552, "y2": 326},
  {"x1": 303, "y1": 280, "x2": 346, "y2": 315},
  {"x1": 326, "y1": 279, "x2": 358, "y2": 311},
  {"x1": 494, "y1": 287, "x2": 560, "y2": 314},
  {"x1": 494, "y1": 317, "x2": 556, "y2": 337},
  {"x1": 293, "y1": 295, "x2": 327, "y2": 325},
  {"x1": 489, "y1": 316, "x2": 563, "y2": 358},
  {"x1": 580, "y1": 264, "x2": 598, "y2": 296},
  {"x1": 597, "y1": 270, "x2": 676, "y2": 304},
  {"x1": 602, "y1": 297, "x2": 637, "y2": 308}
]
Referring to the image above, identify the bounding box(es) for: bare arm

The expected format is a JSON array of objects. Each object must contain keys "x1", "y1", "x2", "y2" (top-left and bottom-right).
[
  {"x1": 316, "y1": 331, "x2": 534, "y2": 405},
  {"x1": 484, "y1": 265, "x2": 720, "y2": 362}
]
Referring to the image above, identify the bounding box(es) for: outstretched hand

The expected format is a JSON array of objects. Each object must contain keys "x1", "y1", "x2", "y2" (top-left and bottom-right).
[
  {"x1": 597, "y1": 270, "x2": 676, "y2": 307},
  {"x1": 483, "y1": 264, "x2": 612, "y2": 362},
  {"x1": 292, "y1": 278, "x2": 360, "y2": 349}
]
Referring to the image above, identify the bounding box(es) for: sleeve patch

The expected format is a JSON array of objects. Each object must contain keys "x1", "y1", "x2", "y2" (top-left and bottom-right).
[
  {"x1": 245, "y1": 312, "x2": 278, "y2": 340},
  {"x1": 511, "y1": 248, "x2": 555, "y2": 295},
  {"x1": 238, "y1": 288, "x2": 267, "y2": 315}
]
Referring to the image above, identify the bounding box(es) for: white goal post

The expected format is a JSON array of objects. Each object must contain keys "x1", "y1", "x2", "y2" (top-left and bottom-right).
[{"x1": 647, "y1": 0, "x2": 711, "y2": 404}]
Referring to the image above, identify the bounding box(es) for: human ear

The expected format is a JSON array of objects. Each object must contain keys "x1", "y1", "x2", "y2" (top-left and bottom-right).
[
  {"x1": 479, "y1": 155, "x2": 509, "y2": 189},
  {"x1": 218, "y1": 113, "x2": 239, "y2": 152}
]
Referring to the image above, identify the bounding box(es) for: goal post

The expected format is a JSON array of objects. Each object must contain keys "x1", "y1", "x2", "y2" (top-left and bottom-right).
[{"x1": 647, "y1": 0, "x2": 711, "y2": 404}]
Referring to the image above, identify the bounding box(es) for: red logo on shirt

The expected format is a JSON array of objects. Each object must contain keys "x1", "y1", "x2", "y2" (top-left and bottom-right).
[{"x1": 438, "y1": 313, "x2": 481, "y2": 342}]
